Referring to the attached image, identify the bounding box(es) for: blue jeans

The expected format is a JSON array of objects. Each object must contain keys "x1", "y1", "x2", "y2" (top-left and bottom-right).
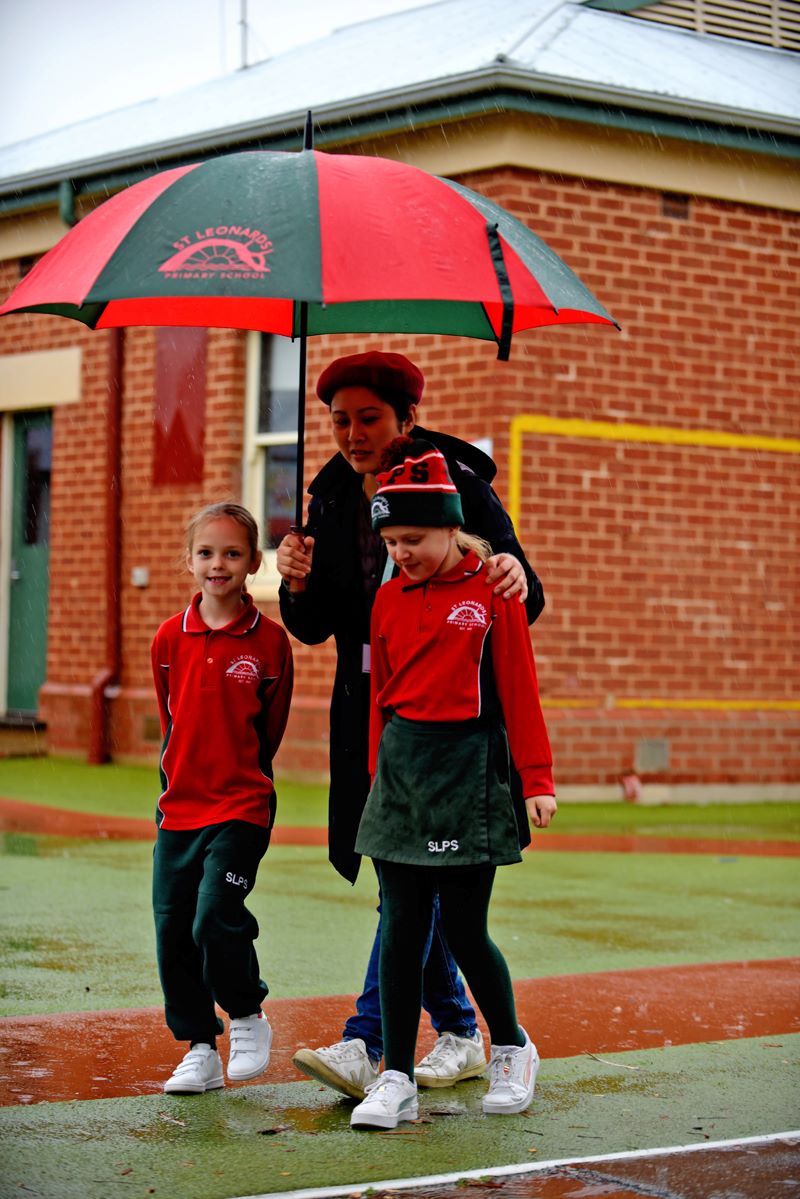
[{"x1": 342, "y1": 874, "x2": 478, "y2": 1061}]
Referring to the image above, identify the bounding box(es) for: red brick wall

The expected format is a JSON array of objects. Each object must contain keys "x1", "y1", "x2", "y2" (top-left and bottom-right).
[
  {"x1": 1, "y1": 164, "x2": 798, "y2": 790},
  {"x1": 0, "y1": 259, "x2": 113, "y2": 748},
  {"x1": 278, "y1": 170, "x2": 800, "y2": 788}
]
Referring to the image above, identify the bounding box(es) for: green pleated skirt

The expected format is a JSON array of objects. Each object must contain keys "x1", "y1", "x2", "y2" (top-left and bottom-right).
[{"x1": 355, "y1": 714, "x2": 523, "y2": 867}]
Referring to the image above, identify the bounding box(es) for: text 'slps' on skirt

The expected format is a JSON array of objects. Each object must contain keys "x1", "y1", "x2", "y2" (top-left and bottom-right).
[{"x1": 356, "y1": 714, "x2": 522, "y2": 867}]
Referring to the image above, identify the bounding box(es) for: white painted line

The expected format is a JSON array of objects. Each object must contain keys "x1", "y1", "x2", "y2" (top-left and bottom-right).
[{"x1": 232, "y1": 1129, "x2": 800, "y2": 1199}]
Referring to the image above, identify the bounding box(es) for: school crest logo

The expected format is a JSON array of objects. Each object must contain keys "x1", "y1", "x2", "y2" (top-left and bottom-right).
[
  {"x1": 446, "y1": 601, "x2": 488, "y2": 629},
  {"x1": 371, "y1": 495, "x2": 391, "y2": 521},
  {"x1": 225, "y1": 655, "x2": 261, "y2": 684},
  {"x1": 159, "y1": 225, "x2": 273, "y2": 279}
]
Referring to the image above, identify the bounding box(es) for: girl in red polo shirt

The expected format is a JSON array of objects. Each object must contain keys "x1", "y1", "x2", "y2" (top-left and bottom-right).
[
  {"x1": 350, "y1": 440, "x2": 556, "y2": 1131},
  {"x1": 151, "y1": 502, "x2": 293, "y2": 1095}
]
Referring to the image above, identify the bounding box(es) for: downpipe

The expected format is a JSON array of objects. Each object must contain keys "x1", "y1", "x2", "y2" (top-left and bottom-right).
[{"x1": 88, "y1": 327, "x2": 123, "y2": 764}]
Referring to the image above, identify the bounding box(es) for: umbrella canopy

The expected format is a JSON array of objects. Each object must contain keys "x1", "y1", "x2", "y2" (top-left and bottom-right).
[
  {"x1": 1, "y1": 146, "x2": 618, "y2": 526},
  {"x1": 0, "y1": 150, "x2": 616, "y2": 359}
]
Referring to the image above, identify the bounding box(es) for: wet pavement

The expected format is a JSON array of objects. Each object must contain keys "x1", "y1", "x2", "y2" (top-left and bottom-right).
[
  {"x1": 0, "y1": 796, "x2": 326, "y2": 844},
  {"x1": 2, "y1": 801, "x2": 798, "y2": 1198},
  {"x1": 3, "y1": 795, "x2": 800, "y2": 857},
  {"x1": 1, "y1": 1042, "x2": 797, "y2": 1199},
  {"x1": 2, "y1": 958, "x2": 797, "y2": 1105},
  {"x1": 369, "y1": 1137, "x2": 800, "y2": 1199}
]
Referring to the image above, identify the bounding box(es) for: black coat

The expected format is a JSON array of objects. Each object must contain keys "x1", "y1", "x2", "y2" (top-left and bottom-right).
[{"x1": 279, "y1": 425, "x2": 544, "y2": 883}]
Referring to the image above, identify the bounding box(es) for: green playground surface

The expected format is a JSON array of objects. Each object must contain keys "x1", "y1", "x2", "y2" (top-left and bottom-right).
[
  {"x1": 1, "y1": 759, "x2": 798, "y2": 1197},
  {"x1": 1, "y1": 835, "x2": 798, "y2": 1017},
  {"x1": 1, "y1": 755, "x2": 799, "y2": 838},
  {"x1": 3, "y1": 1037, "x2": 798, "y2": 1199}
]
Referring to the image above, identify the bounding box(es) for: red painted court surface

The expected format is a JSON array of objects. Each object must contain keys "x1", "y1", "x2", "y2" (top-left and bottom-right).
[
  {"x1": 2, "y1": 797, "x2": 799, "y2": 856},
  {"x1": 1, "y1": 958, "x2": 797, "y2": 1106},
  {"x1": 1, "y1": 797, "x2": 799, "y2": 1109},
  {"x1": 360, "y1": 1137, "x2": 800, "y2": 1199},
  {"x1": 2, "y1": 800, "x2": 798, "y2": 1198}
]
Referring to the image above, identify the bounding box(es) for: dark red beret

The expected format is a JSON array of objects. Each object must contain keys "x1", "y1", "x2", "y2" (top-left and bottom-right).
[{"x1": 316, "y1": 351, "x2": 425, "y2": 406}]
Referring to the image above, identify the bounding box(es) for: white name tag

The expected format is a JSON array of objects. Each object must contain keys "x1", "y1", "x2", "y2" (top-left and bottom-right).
[{"x1": 362, "y1": 644, "x2": 371, "y2": 673}]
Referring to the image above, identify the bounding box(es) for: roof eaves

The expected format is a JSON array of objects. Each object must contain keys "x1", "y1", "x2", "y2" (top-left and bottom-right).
[
  {"x1": 490, "y1": 63, "x2": 800, "y2": 138},
  {"x1": 0, "y1": 63, "x2": 797, "y2": 204}
]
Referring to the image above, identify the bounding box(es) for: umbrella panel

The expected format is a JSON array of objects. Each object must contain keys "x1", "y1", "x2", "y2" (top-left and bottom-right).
[{"x1": 1, "y1": 151, "x2": 617, "y2": 342}]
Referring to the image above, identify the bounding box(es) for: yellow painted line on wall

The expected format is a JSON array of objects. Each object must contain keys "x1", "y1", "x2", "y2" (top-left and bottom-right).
[
  {"x1": 614, "y1": 698, "x2": 800, "y2": 712},
  {"x1": 508, "y1": 414, "x2": 800, "y2": 526},
  {"x1": 541, "y1": 698, "x2": 800, "y2": 712}
]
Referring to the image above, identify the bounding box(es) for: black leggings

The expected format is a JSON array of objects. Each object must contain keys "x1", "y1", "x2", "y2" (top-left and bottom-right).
[{"x1": 376, "y1": 860, "x2": 524, "y2": 1078}]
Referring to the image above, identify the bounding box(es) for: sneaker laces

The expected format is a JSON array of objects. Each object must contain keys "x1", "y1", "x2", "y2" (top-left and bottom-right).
[
  {"x1": 321, "y1": 1040, "x2": 361, "y2": 1062},
  {"x1": 320, "y1": 1040, "x2": 381, "y2": 1071},
  {"x1": 420, "y1": 1032, "x2": 462, "y2": 1067},
  {"x1": 488, "y1": 1048, "x2": 519, "y2": 1088},
  {"x1": 363, "y1": 1070, "x2": 412, "y2": 1100}
]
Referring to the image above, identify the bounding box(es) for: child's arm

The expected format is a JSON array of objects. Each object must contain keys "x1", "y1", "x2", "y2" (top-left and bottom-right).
[
  {"x1": 490, "y1": 597, "x2": 555, "y2": 804},
  {"x1": 150, "y1": 630, "x2": 171, "y2": 735},
  {"x1": 263, "y1": 633, "x2": 294, "y2": 758},
  {"x1": 368, "y1": 591, "x2": 391, "y2": 780}
]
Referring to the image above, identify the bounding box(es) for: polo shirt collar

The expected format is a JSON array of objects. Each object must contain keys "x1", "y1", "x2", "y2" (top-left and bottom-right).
[
  {"x1": 401, "y1": 549, "x2": 484, "y2": 592},
  {"x1": 182, "y1": 591, "x2": 261, "y2": 635}
]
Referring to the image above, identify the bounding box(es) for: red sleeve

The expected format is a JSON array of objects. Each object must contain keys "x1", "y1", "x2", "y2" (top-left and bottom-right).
[
  {"x1": 262, "y1": 631, "x2": 294, "y2": 758},
  {"x1": 150, "y1": 627, "x2": 171, "y2": 735},
  {"x1": 368, "y1": 588, "x2": 392, "y2": 780},
  {"x1": 491, "y1": 598, "x2": 554, "y2": 796}
]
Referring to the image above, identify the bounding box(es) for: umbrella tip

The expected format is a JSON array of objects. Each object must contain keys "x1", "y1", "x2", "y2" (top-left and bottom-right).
[{"x1": 304, "y1": 111, "x2": 314, "y2": 151}]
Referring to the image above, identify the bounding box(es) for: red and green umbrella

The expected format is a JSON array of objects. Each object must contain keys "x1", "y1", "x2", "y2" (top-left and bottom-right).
[
  {"x1": 0, "y1": 146, "x2": 617, "y2": 521},
  {"x1": 0, "y1": 149, "x2": 615, "y2": 351}
]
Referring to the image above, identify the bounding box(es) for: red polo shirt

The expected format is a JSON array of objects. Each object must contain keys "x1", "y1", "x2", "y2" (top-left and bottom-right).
[
  {"x1": 369, "y1": 551, "x2": 554, "y2": 797},
  {"x1": 151, "y1": 593, "x2": 293, "y2": 830}
]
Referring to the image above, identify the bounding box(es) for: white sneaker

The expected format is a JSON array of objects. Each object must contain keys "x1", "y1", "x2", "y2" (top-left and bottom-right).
[
  {"x1": 227, "y1": 1011, "x2": 272, "y2": 1081},
  {"x1": 164, "y1": 1044, "x2": 224, "y2": 1094},
  {"x1": 482, "y1": 1029, "x2": 539, "y2": 1115},
  {"x1": 415, "y1": 1030, "x2": 486, "y2": 1087},
  {"x1": 292, "y1": 1038, "x2": 380, "y2": 1100},
  {"x1": 350, "y1": 1070, "x2": 419, "y2": 1129}
]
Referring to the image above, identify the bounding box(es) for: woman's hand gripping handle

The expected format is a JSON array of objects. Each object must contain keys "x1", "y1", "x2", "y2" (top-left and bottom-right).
[{"x1": 276, "y1": 529, "x2": 315, "y2": 593}]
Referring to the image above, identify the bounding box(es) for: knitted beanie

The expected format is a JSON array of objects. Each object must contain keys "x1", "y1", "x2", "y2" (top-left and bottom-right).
[{"x1": 370, "y1": 437, "x2": 464, "y2": 530}]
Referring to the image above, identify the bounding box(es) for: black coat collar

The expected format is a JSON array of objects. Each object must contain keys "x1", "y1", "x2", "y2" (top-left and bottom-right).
[{"x1": 307, "y1": 424, "x2": 496, "y2": 501}]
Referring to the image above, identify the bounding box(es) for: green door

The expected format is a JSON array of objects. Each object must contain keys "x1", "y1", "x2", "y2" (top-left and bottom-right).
[{"x1": 7, "y1": 411, "x2": 52, "y2": 714}]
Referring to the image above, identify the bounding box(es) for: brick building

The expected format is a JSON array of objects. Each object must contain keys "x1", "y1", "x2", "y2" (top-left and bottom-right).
[{"x1": 1, "y1": 0, "x2": 798, "y2": 798}]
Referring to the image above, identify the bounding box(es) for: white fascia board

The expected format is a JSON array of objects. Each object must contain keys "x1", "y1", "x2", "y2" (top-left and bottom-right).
[{"x1": 0, "y1": 65, "x2": 798, "y2": 196}]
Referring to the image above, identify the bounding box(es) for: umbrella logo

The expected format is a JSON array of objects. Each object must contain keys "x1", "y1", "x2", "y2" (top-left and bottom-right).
[{"x1": 160, "y1": 226, "x2": 273, "y2": 279}]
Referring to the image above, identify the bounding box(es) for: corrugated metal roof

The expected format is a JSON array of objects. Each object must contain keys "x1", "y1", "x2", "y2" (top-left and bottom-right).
[{"x1": 0, "y1": 0, "x2": 797, "y2": 191}]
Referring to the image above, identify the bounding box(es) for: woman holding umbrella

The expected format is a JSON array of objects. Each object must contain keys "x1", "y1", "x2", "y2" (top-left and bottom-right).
[{"x1": 277, "y1": 351, "x2": 543, "y2": 1100}]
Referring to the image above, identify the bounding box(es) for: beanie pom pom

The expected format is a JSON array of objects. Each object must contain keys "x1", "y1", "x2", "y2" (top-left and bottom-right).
[{"x1": 378, "y1": 435, "x2": 416, "y2": 473}]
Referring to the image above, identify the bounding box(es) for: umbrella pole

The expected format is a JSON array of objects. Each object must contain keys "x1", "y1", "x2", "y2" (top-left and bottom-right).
[
  {"x1": 293, "y1": 110, "x2": 314, "y2": 531},
  {"x1": 293, "y1": 300, "x2": 309, "y2": 530}
]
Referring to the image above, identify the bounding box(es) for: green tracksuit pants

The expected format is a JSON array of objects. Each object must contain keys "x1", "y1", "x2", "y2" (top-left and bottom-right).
[{"x1": 152, "y1": 820, "x2": 270, "y2": 1043}]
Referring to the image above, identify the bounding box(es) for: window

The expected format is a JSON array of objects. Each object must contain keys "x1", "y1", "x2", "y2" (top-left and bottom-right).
[
  {"x1": 23, "y1": 423, "x2": 52, "y2": 545},
  {"x1": 244, "y1": 332, "x2": 301, "y2": 591}
]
